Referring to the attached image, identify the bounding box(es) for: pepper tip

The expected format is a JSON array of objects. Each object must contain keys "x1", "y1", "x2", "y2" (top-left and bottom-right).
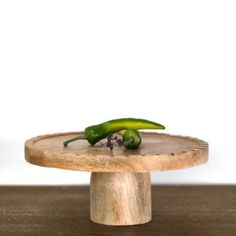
[{"x1": 63, "y1": 142, "x2": 68, "y2": 148}]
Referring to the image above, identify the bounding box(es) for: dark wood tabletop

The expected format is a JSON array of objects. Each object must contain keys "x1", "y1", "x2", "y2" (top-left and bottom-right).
[{"x1": 0, "y1": 185, "x2": 235, "y2": 236}]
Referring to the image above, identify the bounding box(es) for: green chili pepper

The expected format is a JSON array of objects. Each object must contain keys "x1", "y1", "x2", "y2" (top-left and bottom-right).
[
  {"x1": 63, "y1": 118, "x2": 165, "y2": 147},
  {"x1": 122, "y1": 129, "x2": 141, "y2": 149}
]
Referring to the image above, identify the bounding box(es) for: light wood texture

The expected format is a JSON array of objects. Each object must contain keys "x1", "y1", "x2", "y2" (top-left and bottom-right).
[
  {"x1": 90, "y1": 172, "x2": 151, "y2": 226},
  {"x1": 25, "y1": 132, "x2": 208, "y2": 172},
  {"x1": 24, "y1": 132, "x2": 208, "y2": 226}
]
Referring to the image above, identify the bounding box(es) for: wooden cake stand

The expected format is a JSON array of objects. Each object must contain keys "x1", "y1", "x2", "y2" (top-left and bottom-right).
[{"x1": 25, "y1": 132, "x2": 208, "y2": 226}]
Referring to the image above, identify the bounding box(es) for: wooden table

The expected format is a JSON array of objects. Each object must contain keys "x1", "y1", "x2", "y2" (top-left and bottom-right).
[{"x1": 0, "y1": 185, "x2": 235, "y2": 236}]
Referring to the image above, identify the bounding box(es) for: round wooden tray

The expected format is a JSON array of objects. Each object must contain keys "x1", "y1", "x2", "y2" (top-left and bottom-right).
[
  {"x1": 25, "y1": 131, "x2": 208, "y2": 226},
  {"x1": 25, "y1": 132, "x2": 208, "y2": 172}
]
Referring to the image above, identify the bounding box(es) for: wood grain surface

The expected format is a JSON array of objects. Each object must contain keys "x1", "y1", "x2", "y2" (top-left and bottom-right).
[
  {"x1": 90, "y1": 172, "x2": 151, "y2": 225},
  {"x1": 0, "y1": 185, "x2": 235, "y2": 236},
  {"x1": 25, "y1": 132, "x2": 208, "y2": 172}
]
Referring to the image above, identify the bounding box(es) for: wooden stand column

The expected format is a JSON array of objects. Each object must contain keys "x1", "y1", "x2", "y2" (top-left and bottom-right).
[{"x1": 90, "y1": 172, "x2": 151, "y2": 226}]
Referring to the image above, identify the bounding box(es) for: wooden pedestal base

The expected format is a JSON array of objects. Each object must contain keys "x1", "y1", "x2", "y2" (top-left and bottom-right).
[
  {"x1": 25, "y1": 132, "x2": 208, "y2": 227},
  {"x1": 90, "y1": 172, "x2": 152, "y2": 226}
]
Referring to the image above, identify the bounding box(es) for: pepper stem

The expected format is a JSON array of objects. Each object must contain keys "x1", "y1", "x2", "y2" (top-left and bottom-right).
[{"x1": 63, "y1": 135, "x2": 86, "y2": 147}]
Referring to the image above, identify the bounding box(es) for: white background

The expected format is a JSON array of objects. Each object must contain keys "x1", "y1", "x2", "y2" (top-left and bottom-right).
[{"x1": 0, "y1": 1, "x2": 235, "y2": 185}]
